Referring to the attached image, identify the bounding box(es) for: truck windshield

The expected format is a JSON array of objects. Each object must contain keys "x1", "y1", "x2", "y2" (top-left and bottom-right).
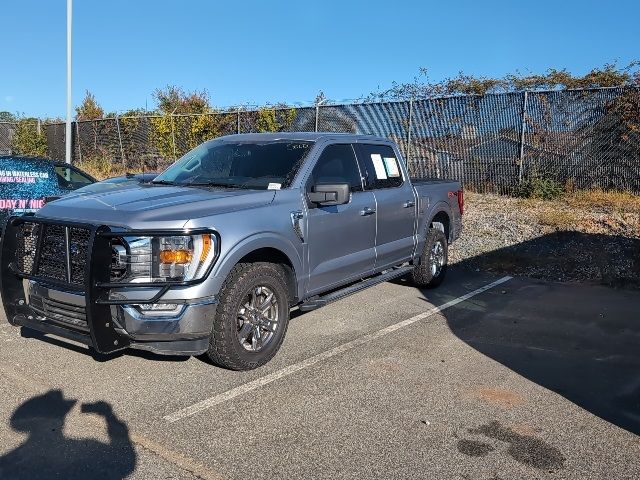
[{"x1": 153, "y1": 140, "x2": 314, "y2": 189}]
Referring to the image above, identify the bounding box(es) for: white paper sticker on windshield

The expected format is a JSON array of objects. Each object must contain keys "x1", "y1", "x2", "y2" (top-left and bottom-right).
[
  {"x1": 267, "y1": 183, "x2": 281, "y2": 190},
  {"x1": 383, "y1": 157, "x2": 400, "y2": 177},
  {"x1": 370, "y1": 154, "x2": 388, "y2": 180}
]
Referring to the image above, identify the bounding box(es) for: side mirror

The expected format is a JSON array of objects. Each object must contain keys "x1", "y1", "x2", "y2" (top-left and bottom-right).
[{"x1": 308, "y1": 183, "x2": 351, "y2": 206}]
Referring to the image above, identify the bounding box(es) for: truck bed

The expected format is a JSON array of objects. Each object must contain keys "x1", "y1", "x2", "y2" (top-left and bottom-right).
[{"x1": 410, "y1": 178, "x2": 460, "y2": 185}]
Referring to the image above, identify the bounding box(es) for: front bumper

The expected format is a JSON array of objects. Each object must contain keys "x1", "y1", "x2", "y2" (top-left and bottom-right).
[
  {"x1": 25, "y1": 282, "x2": 217, "y2": 355},
  {"x1": 0, "y1": 216, "x2": 217, "y2": 357},
  {"x1": 12, "y1": 282, "x2": 217, "y2": 356}
]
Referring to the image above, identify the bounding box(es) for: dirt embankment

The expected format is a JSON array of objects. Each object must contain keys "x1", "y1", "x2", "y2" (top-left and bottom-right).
[{"x1": 449, "y1": 191, "x2": 640, "y2": 288}]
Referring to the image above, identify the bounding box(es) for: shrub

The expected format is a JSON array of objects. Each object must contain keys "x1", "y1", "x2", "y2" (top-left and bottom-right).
[
  {"x1": 76, "y1": 155, "x2": 130, "y2": 180},
  {"x1": 11, "y1": 119, "x2": 47, "y2": 156},
  {"x1": 255, "y1": 107, "x2": 297, "y2": 132},
  {"x1": 515, "y1": 178, "x2": 563, "y2": 200}
]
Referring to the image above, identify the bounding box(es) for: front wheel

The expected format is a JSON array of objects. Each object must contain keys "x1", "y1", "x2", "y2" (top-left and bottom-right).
[
  {"x1": 411, "y1": 228, "x2": 448, "y2": 288},
  {"x1": 207, "y1": 262, "x2": 291, "y2": 370}
]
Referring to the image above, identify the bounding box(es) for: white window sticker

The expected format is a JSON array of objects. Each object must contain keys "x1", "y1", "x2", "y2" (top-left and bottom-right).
[
  {"x1": 383, "y1": 157, "x2": 400, "y2": 177},
  {"x1": 370, "y1": 154, "x2": 388, "y2": 180},
  {"x1": 267, "y1": 183, "x2": 282, "y2": 190}
]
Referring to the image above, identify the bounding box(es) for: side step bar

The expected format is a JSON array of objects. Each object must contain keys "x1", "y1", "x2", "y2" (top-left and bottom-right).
[{"x1": 299, "y1": 265, "x2": 414, "y2": 312}]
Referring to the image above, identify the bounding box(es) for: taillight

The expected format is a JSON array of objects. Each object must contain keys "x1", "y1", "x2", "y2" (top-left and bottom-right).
[{"x1": 457, "y1": 189, "x2": 464, "y2": 215}]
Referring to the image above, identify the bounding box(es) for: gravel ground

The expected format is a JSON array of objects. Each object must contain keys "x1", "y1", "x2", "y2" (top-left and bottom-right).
[{"x1": 449, "y1": 192, "x2": 640, "y2": 288}]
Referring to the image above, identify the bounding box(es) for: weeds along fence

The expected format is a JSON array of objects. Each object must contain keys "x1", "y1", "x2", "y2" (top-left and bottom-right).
[{"x1": 2, "y1": 86, "x2": 639, "y2": 194}]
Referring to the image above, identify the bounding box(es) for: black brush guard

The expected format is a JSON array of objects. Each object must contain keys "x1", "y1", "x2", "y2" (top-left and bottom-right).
[{"x1": 0, "y1": 216, "x2": 217, "y2": 354}]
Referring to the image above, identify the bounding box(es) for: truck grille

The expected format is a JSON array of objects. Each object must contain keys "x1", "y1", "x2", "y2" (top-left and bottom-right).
[
  {"x1": 29, "y1": 294, "x2": 89, "y2": 331},
  {"x1": 15, "y1": 221, "x2": 91, "y2": 288}
]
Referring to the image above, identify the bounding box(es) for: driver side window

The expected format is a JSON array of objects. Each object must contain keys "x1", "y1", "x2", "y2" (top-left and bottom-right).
[{"x1": 309, "y1": 144, "x2": 363, "y2": 192}]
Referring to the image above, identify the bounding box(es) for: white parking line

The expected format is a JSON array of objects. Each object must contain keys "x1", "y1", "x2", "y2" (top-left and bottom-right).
[{"x1": 164, "y1": 275, "x2": 512, "y2": 423}]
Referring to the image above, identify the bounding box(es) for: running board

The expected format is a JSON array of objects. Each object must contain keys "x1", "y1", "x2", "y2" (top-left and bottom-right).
[{"x1": 299, "y1": 266, "x2": 414, "y2": 312}]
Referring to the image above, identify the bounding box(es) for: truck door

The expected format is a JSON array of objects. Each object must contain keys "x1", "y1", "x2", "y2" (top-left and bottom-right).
[
  {"x1": 305, "y1": 143, "x2": 376, "y2": 295},
  {"x1": 354, "y1": 143, "x2": 416, "y2": 270}
]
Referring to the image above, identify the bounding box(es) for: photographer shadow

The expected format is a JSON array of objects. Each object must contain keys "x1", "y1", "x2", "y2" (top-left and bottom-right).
[{"x1": 0, "y1": 390, "x2": 136, "y2": 480}]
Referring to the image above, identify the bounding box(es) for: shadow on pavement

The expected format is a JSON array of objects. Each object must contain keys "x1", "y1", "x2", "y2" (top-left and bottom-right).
[
  {"x1": 19, "y1": 328, "x2": 189, "y2": 363},
  {"x1": 442, "y1": 231, "x2": 640, "y2": 436},
  {"x1": 0, "y1": 390, "x2": 136, "y2": 480}
]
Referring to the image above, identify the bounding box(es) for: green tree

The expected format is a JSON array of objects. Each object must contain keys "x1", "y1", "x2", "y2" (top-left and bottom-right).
[
  {"x1": 255, "y1": 105, "x2": 297, "y2": 132},
  {"x1": 153, "y1": 86, "x2": 210, "y2": 114},
  {"x1": 368, "y1": 61, "x2": 640, "y2": 100},
  {"x1": 150, "y1": 86, "x2": 232, "y2": 158},
  {"x1": 75, "y1": 90, "x2": 104, "y2": 120},
  {"x1": 11, "y1": 118, "x2": 47, "y2": 156},
  {"x1": 0, "y1": 111, "x2": 16, "y2": 122}
]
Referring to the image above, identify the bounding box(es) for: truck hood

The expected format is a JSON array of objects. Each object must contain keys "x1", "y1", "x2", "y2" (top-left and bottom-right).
[{"x1": 37, "y1": 185, "x2": 276, "y2": 227}]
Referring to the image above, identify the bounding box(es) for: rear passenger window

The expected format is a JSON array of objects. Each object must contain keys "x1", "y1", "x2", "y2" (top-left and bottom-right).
[
  {"x1": 309, "y1": 144, "x2": 363, "y2": 192},
  {"x1": 354, "y1": 144, "x2": 403, "y2": 189}
]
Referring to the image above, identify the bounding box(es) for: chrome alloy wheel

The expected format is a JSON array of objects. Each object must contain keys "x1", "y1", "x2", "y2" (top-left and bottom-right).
[
  {"x1": 237, "y1": 285, "x2": 279, "y2": 352},
  {"x1": 429, "y1": 240, "x2": 445, "y2": 277}
]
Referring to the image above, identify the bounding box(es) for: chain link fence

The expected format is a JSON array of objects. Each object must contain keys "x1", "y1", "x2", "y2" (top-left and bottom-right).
[{"x1": 2, "y1": 86, "x2": 639, "y2": 194}]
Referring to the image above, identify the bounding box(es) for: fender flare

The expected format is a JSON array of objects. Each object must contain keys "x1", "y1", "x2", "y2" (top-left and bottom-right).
[
  {"x1": 415, "y1": 201, "x2": 453, "y2": 258},
  {"x1": 210, "y1": 232, "x2": 303, "y2": 296}
]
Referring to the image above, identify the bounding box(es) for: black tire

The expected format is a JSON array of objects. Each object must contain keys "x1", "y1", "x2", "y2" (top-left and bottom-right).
[
  {"x1": 411, "y1": 228, "x2": 448, "y2": 288},
  {"x1": 207, "y1": 262, "x2": 291, "y2": 370}
]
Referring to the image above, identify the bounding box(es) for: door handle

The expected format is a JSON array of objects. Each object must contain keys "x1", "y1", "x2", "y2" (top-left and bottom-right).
[
  {"x1": 403, "y1": 200, "x2": 415, "y2": 208},
  {"x1": 360, "y1": 207, "x2": 376, "y2": 216}
]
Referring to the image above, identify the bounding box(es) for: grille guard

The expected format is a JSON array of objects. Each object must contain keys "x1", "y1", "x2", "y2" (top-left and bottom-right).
[{"x1": 0, "y1": 216, "x2": 218, "y2": 354}]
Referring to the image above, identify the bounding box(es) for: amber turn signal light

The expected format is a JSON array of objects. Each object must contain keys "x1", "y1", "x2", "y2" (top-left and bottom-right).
[{"x1": 159, "y1": 249, "x2": 193, "y2": 264}]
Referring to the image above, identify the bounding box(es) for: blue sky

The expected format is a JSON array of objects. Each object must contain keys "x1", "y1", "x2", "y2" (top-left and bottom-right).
[{"x1": 2, "y1": 0, "x2": 638, "y2": 118}]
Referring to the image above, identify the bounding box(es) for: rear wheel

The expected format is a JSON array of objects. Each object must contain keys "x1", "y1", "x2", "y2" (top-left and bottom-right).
[
  {"x1": 207, "y1": 262, "x2": 290, "y2": 370},
  {"x1": 411, "y1": 228, "x2": 448, "y2": 288}
]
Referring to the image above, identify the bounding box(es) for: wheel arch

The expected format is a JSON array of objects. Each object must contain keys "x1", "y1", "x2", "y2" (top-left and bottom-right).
[
  {"x1": 430, "y1": 209, "x2": 452, "y2": 242},
  {"x1": 211, "y1": 233, "x2": 302, "y2": 303},
  {"x1": 413, "y1": 202, "x2": 453, "y2": 263}
]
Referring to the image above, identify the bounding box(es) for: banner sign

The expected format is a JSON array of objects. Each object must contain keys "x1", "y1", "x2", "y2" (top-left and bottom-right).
[{"x1": 0, "y1": 157, "x2": 60, "y2": 230}]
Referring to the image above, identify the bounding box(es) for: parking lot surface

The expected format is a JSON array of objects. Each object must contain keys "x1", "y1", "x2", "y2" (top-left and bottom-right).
[{"x1": 1, "y1": 268, "x2": 639, "y2": 479}]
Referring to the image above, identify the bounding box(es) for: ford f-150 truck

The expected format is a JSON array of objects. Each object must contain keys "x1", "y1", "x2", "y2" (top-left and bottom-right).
[{"x1": 0, "y1": 133, "x2": 463, "y2": 370}]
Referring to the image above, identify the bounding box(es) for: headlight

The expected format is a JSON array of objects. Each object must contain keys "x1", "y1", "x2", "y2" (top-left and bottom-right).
[{"x1": 111, "y1": 233, "x2": 217, "y2": 283}]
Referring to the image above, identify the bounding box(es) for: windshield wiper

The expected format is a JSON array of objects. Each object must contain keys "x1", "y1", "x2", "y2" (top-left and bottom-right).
[
  {"x1": 187, "y1": 182, "x2": 246, "y2": 189},
  {"x1": 151, "y1": 180, "x2": 246, "y2": 189}
]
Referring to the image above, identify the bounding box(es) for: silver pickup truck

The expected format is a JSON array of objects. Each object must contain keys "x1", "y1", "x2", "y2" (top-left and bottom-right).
[{"x1": 1, "y1": 133, "x2": 463, "y2": 370}]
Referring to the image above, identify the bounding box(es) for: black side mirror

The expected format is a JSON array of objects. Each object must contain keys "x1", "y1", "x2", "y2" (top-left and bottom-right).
[{"x1": 308, "y1": 183, "x2": 351, "y2": 206}]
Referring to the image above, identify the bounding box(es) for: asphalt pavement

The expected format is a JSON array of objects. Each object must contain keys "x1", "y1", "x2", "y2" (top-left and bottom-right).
[{"x1": 1, "y1": 268, "x2": 638, "y2": 480}]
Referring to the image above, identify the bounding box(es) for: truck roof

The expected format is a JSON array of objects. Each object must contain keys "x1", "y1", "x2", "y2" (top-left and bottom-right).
[{"x1": 215, "y1": 132, "x2": 392, "y2": 143}]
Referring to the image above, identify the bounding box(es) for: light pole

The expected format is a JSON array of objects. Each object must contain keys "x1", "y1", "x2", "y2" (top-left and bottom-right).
[{"x1": 65, "y1": 0, "x2": 72, "y2": 164}]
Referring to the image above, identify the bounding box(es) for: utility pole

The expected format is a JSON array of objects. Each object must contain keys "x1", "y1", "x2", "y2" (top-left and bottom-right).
[{"x1": 65, "y1": 0, "x2": 73, "y2": 164}]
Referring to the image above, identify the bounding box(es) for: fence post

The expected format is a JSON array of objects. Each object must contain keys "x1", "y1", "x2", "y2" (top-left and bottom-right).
[
  {"x1": 170, "y1": 111, "x2": 177, "y2": 159},
  {"x1": 237, "y1": 107, "x2": 241, "y2": 134},
  {"x1": 315, "y1": 99, "x2": 327, "y2": 132},
  {"x1": 518, "y1": 90, "x2": 529, "y2": 184},
  {"x1": 75, "y1": 121, "x2": 82, "y2": 163},
  {"x1": 115, "y1": 114, "x2": 126, "y2": 166},
  {"x1": 406, "y1": 98, "x2": 413, "y2": 165}
]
